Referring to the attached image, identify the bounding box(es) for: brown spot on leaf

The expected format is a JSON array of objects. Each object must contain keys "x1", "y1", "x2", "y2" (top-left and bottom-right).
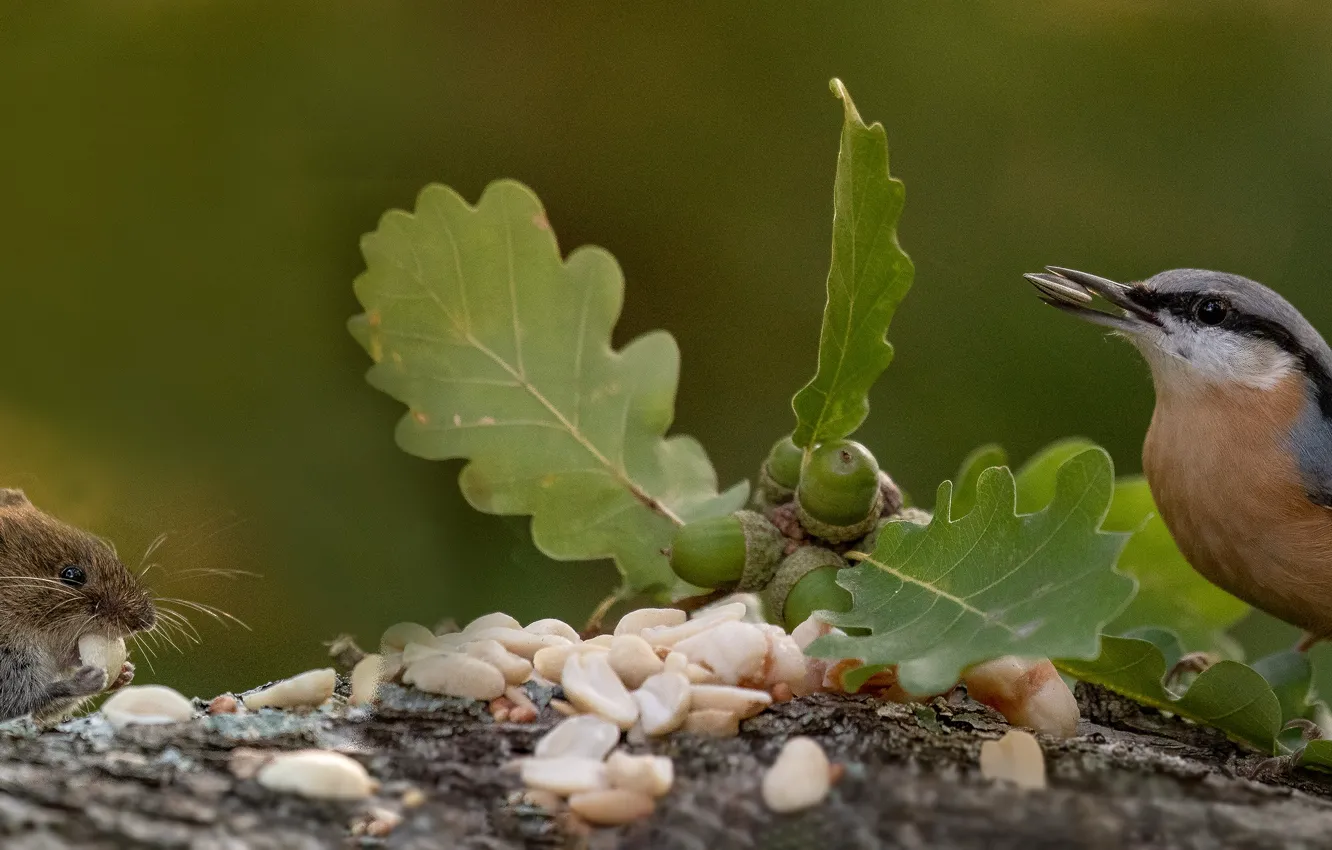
[
  {"x1": 532, "y1": 212, "x2": 550, "y2": 231},
  {"x1": 413, "y1": 410, "x2": 429, "y2": 425}
]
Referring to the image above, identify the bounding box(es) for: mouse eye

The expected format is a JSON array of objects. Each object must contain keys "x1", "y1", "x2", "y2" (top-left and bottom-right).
[
  {"x1": 58, "y1": 565, "x2": 86, "y2": 588},
  {"x1": 1194, "y1": 297, "x2": 1230, "y2": 326}
]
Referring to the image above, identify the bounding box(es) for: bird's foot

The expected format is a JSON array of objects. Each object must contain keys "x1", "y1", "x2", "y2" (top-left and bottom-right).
[
  {"x1": 1248, "y1": 719, "x2": 1325, "y2": 781},
  {"x1": 1165, "y1": 651, "x2": 1220, "y2": 689}
]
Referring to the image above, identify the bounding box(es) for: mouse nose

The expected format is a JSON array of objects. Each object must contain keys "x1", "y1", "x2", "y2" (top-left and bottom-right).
[{"x1": 132, "y1": 600, "x2": 157, "y2": 632}]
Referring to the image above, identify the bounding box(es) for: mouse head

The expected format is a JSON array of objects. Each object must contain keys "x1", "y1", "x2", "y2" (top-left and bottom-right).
[{"x1": 0, "y1": 489, "x2": 156, "y2": 645}]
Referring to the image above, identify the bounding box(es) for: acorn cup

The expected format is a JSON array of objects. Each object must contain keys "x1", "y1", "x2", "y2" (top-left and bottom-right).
[
  {"x1": 754, "y1": 435, "x2": 805, "y2": 511},
  {"x1": 795, "y1": 440, "x2": 885, "y2": 543},
  {"x1": 760, "y1": 546, "x2": 852, "y2": 631},
  {"x1": 668, "y1": 510, "x2": 786, "y2": 591}
]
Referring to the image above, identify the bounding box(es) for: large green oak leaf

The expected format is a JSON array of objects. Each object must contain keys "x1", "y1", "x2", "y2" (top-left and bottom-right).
[
  {"x1": 349, "y1": 180, "x2": 747, "y2": 600},
  {"x1": 810, "y1": 447, "x2": 1135, "y2": 695},
  {"x1": 1014, "y1": 439, "x2": 1248, "y2": 653},
  {"x1": 791, "y1": 79, "x2": 914, "y2": 448}
]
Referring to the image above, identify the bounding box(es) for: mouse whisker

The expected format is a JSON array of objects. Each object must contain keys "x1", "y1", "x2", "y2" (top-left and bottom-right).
[
  {"x1": 155, "y1": 597, "x2": 250, "y2": 631},
  {"x1": 151, "y1": 625, "x2": 186, "y2": 656},
  {"x1": 138, "y1": 532, "x2": 171, "y2": 574},
  {"x1": 153, "y1": 608, "x2": 202, "y2": 644},
  {"x1": 160, "y1": 568, "x2": 262, "y2": 583},
  {"x1": 128, "y1": 634, "x2": 157, "y2": 674}
]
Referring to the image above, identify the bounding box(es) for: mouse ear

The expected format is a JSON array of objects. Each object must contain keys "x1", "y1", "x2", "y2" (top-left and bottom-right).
[{"x1": 0, "y1": 489, "x2": 31, "y2": 508}]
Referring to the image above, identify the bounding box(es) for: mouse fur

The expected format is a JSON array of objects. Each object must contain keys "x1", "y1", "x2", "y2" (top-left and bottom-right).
[{"x1": 0, "y1": 489, "x2": 156, "y2": 721}]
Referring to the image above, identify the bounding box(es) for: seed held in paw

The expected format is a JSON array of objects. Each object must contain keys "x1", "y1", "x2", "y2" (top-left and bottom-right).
[
  {"x1": 762, "y1": 737, "x2": 832, "y2": 813},
  {"x1": 77, "y1": 634, "x2": 128, "y2": 679},
  {"x1": 257, "y1": 750, "x2": 376, "y2": 800},
  {"x1": 979, "y1": 729, "x2": 1047, "y2": 790}
]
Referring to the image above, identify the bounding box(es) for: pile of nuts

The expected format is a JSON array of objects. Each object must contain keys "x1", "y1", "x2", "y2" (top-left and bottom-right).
[{"x1": 85, "y1": 598, "x2": 1070, "y2": 829}]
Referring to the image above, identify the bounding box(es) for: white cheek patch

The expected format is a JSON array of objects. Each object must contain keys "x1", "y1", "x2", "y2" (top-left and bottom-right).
[{"x1": 1129, "y1": 316, "x2": 1296, "y2": 391}]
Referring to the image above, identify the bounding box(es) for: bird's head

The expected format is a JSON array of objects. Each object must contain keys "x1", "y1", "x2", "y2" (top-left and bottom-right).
[{"x1": 1027, "y1": 267, "x2": 1332, "y2": 398}]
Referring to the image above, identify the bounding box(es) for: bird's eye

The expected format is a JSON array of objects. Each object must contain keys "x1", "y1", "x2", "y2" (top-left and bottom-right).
[
  {"x1": 58, "y1": 565, "x2": 86, "y2": 587},
  {"x1": 1194, "y1": 298, "x2": 1230, "y2": 326}
]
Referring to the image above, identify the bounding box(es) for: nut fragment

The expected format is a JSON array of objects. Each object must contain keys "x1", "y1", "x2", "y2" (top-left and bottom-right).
[
  {"x1": 349, "y1": 655, "x2": 383, "y2": 707},
  {"x1": 689, "y1": 684, "x2": 772, "y2": 719},
  {"x1": 568, "y1": 789, "x2": 655, "y2": 826},
  {"x1": 682, "y1": 709, "x2": 739, "y2": 738},
  {"x1": 640, "y1": 602, "x2": 745, "y2": 648},
  {"x1": 208, "y1": 694, "x2": 240, "y2": 715},
  {"x1": 469, "y1": 627, "x2": 570, "y2": 660},
  {"x1": 979, "y1": 729, "x2": 1047, "y2": 790},
  {"x1": 964, "y1": 657, "x2": 1079, "y2": 739},
  {"x1": 101, "y1": 685, "x2": 194, "y2": 729},
  {"x1": 633, "y1": 671, "x2": 692, "y2": 736},
  {"x1": 535, "y1": 714, "x2": 622, "y2": 760},
  {"x1": 762, "y1": 737, "x2": 832, "y2": 812},
  {"x1": 606, "y1": 751, "x2": 673, "y2": 797},
  {"x1": 614, "y1": 608, "x2": 686, "y2": 636},
  {"x1": 403, "y1": 653, "x2": 506, "y2": 701},
  {"x1": 257, "y1": 750, "x2": 375, "y2": 801},
  {"x1": 464, "y1": 612, "x2": 523, "y2": 633},
  {"x1": 242, "y1": 668, "x2": 337, "y2": 710},
  {"x1": 533, "y1": 642, "x2": 608, "y2": 684},
  {"x1": 464, "y1": 639, "x2": 534, "y2": 685},
  {"x1": 562, "y1": 652, "x2": 639, "y2": 729},
  {"x1": 380, "y1": 622, "x2": 436, "y2": 653},
  {"x1": 759, "y1": 625, "x2": 808, "y2": 691},
  {"x1": 525, "y1": 618, "x2": 581, "y2": 642},
  {"x1": 608, "y1": 635, "x2": 664, "y2": 689},
  {"x1": 673, "y1": 621, "x2": 767, "y2": 685},
  {"x1": 520, "y1": 757, "x2": 609, "y2": 795},
  {"x1": 402, "y1": 641, "x2": 449, "y2": 666}
]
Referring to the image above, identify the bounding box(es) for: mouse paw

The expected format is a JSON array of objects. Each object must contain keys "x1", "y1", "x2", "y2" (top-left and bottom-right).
[
  {"x1": 65, "y1": 665, "x2": 109, "y2": 697},
  {"x1": 107, "y1": 661, "x2": 135, "y2": 692}
]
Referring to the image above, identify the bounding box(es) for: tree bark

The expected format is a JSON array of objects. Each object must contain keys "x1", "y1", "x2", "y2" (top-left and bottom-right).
[{"x1": 0, "y1": 682, "x2": 1329, "y2": 849}]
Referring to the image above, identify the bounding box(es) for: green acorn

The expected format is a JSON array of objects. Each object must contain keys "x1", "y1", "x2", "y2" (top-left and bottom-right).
[
  {"x1": 795, "y1": 440, "x2": 884, "y2": 542},
  {"x1": 760, "y1": 546, "x2": 849, "y2": 629},
  {"x1": 668, "y1": 510, "x2": 785, "y2": 590},
  {"x1": 754, "y1": 435, "x2": 805, "y2": 511}
]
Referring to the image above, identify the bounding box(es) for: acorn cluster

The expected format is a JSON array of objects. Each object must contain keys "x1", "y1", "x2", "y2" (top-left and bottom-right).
[{"x1": 669, "y1": 436, "x2": 922, "y2": 631}]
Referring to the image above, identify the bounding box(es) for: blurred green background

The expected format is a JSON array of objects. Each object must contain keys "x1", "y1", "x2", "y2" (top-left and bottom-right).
[{"x1": 2, "y1": 2, "x2": 1330, "y2": 697}]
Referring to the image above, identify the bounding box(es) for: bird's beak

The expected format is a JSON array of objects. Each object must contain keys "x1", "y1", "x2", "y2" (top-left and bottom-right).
[{"x1": 1024, "y1": 266, "x2": 1163, "y2": 333}]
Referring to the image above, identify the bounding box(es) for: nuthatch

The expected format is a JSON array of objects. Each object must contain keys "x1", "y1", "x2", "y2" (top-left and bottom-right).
[{"x1": 1026, "y1": 266, "x2": 1332, "y2": 650}]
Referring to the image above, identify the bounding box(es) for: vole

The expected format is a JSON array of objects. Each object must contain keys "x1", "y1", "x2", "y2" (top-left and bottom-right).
[{"x1": 0, "y1": 488, "x2": 156, "y2": 722}]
